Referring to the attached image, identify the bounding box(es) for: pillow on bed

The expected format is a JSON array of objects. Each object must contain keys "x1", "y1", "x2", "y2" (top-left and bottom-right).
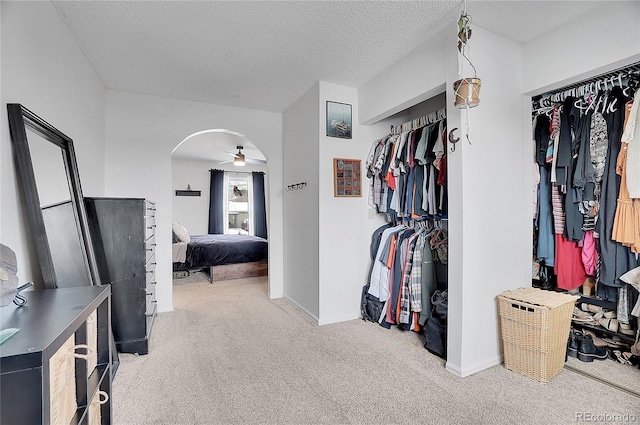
[{"x1": 172, "y1": 222, "x2": 191, "y2": 243}]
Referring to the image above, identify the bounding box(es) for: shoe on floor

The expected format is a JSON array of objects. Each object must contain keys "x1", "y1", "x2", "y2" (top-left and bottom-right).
[
  {"x1": 577, "y1": 335, "x2": 609, "y2": 362},
  {"x1": 609, "y1": 350, "x2": 634, "y2": 365},
  {"x1": 567, "y1": 329, "x2": 582, "y2": 358}
]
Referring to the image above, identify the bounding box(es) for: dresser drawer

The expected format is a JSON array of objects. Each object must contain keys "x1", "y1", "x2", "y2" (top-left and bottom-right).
[
  {"x1": 145, "y1": 286, "x2": 156, "y2": 314},
  {"x1": 146, "y1": 301, "x2": 157, "y2": 338},
  {"x1": 49, "y1": 334, "x2": 77, "y2": 425},
  {"x1": 145, "y1": 234, "x2": 156, "y2": 263},
  {"x1": 146, "y1": 263, "x2": 156, "y2": 287},
  {"x1": 145, "y1": 217, "x2": 156, "y2": 241},
  {"x1": 145, "y1": 200, "x2": 156, "y2": 217}
]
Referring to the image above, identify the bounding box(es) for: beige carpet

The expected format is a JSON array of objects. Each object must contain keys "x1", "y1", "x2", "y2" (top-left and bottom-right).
[{"x1": 112, "y1": 272, "x2": 639, "y2": 424}]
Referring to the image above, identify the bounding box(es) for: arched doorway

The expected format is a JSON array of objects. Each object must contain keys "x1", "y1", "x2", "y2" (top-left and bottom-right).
[{"x1": 170, "y1": 129, "x2": 270, "y2": 290}]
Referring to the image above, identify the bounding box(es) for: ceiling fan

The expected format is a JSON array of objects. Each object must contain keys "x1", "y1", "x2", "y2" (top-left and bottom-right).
[{"x1": 219, "y1": 145, "x2": 266, "y2": 166}]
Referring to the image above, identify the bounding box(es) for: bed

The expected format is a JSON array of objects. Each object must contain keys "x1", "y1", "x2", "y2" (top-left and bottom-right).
[{"x1": 172, "y1": 224, "x2": 268, "y2": 282}]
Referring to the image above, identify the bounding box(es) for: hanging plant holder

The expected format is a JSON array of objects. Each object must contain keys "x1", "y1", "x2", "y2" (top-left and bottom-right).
[
  {"x1": 454, "y1": 9, "x2": 481, "y2": 109},
  {"x1": 454, "y1": 77, "x2": 481, "y2": 109}
]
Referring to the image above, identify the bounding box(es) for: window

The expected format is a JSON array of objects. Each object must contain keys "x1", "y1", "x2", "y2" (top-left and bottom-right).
[{"x1": 224, "y1": 173, "x2": 252, "y2": 235}]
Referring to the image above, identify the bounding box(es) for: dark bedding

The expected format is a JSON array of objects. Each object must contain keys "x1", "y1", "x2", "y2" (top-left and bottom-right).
[{"x1": 173, "y1": 234, "x2": 268, "y2": 271}]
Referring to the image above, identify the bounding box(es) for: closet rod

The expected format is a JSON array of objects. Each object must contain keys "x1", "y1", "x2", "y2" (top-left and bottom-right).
[
  {"x1": 392, "y1": 107, "x2": 447, "y2": 135},
  {"x1": 533, "y1": 61, "x2": 640, "y2": 105}
]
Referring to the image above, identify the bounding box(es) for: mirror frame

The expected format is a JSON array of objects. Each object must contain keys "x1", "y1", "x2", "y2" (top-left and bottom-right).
[{"x1": 7, "y1": 103, "x2": 101, "y2": 289}]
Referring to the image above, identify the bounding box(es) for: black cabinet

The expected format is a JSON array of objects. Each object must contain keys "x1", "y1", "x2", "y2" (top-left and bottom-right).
[
  {"x1": 85, "y1": 197, "x2": 157, "y2": 355},
  {"x1": 0, "y1": 286, "x2": 112, "y2": 425}
]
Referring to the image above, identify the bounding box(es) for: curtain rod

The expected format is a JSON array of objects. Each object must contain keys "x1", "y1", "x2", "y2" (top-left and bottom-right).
[{"x1": 209, "y1": 169, "x2": 265, "y2": 175}]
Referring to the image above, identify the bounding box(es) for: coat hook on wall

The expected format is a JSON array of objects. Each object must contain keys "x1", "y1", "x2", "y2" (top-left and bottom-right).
[
  {"x1": 286, "y1": 181, "x2": 307, "y2": 192},
  {"x1": 448, "y1": 128, "x2": 460, "y2": 152}
]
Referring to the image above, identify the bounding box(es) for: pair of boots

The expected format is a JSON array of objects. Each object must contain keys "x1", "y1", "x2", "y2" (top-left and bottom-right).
[{"x1": 567, "y1": 329, "x2": 608, "y2": 362}]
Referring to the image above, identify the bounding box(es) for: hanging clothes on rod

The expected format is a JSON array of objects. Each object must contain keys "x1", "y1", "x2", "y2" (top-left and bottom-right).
[
  {"x1": 532, "y1": 61, "x2": 640, "y2": 308},
  {"x1": 368, "y1": 219, "x2": 447, "y2": 328},
  {"x1": 366, "y1": 109, "x2": 448, "y2": 223},
  {"x1": 391, "y1": 107, "x2": 447, "y2": 135},
  {"x1": 532, "y1": 62, "x2": 640, "y2": 114}
]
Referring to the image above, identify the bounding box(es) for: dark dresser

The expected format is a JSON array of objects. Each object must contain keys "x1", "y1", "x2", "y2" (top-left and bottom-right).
[
  {"x1": 85, "y1": 197, "x2": 157, "y2": 355},
  {"x1": 0, "y1": 286, "x2": 112, "y2": 424}
]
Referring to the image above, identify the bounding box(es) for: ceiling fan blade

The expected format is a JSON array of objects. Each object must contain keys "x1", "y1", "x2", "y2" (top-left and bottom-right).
[{"x1": 245, "y1": 158, "x2": 267, "y2": 165}]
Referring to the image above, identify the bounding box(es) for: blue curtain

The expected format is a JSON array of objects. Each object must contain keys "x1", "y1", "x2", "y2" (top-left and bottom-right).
[
  {"x1": 252, "y1": 172, "x2": 268, "y2": 239},
  {"x1": 208, "y1": 169, "x2": 224, "y2": 234}
]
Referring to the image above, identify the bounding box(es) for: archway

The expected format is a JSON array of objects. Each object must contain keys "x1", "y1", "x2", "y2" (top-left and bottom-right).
[{"x1": 170, "y1": 129, "x2": 270, "y2": 291}]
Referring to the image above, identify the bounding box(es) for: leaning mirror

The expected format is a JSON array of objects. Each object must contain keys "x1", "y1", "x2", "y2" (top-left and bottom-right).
[{"x1": 7, "y1": 104, "x2": 100, "y2": 289}]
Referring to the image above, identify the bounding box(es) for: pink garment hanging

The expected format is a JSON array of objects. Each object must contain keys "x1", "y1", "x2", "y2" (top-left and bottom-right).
[{"x1": 581, "y1": 230, "x2": 598, "y2": 276}]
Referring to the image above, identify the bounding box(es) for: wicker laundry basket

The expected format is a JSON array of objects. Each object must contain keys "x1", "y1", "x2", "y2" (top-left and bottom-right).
[{"x1": 498, "y1": 287, "x2": 579, "y2": 383}]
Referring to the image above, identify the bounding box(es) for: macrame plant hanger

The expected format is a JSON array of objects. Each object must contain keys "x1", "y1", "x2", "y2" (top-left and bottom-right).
[{"x1": 453, "y1": 1, "x2": 481, "y2": 145}]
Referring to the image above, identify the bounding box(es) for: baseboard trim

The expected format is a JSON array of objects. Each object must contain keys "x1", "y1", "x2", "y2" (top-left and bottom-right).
[
  {"x1": 283, "y1": 295, "x2": 319, "y2": 324},
  {"x1": 446, "y1": 356, "x2": 502, "y2": 377},
  {"x1": 318, "y1": 314, "x2": 360, "y2": 326}
]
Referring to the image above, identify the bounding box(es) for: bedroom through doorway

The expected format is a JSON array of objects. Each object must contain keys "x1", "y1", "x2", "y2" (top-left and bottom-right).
[{"x1": 171, "y1": 129, "x2": 269, "y2": 287}]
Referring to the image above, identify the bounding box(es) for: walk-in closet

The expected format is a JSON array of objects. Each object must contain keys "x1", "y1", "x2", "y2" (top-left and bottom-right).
[{"x1": 532, "y1": 62, "x2": 640, "y2": 393}]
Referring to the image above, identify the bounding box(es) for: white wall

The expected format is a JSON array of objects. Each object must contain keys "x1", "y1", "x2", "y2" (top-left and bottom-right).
[
  {"x1": 172, "y1": 159, "x2": 268, "y2": 235},
  {"x1": 282, "y1": 83, "x2": 320, "y2": 320},
  {"x1": 447, "y1": 25, "x2": 529, "y2": 377},
  {"x1": 358, "y1": 27, "x2": 449, "y2": 125},
  {"x1": 317, "y1": 82, "x2": 391, "y2": 324},
  {"x1": 171, "y1": 159, "x2": 212, "y2": 235},
  {"x1": 522, "y1": 2, "x2": 640, "y2": 96},
  {"x1": 105, "y1": 90, "x2": 283, "y2": 312},
  {"x1": 1, "y1": 1, "x2": 106, "y2": 288}
]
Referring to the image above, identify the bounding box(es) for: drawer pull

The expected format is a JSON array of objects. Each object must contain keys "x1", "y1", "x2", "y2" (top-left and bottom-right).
[
  {"x1": 70, "y1": 344, "x2": 93, "y2": 359},
  {"x1": 146, "y1": 225, "x2": 157, "y2": 230},
  {"x1": 146, "y1": 292, "x2": 153, "y2": 296},
  {"x1": 92, "y1": 391, "x2": 109, "y2": 405}
]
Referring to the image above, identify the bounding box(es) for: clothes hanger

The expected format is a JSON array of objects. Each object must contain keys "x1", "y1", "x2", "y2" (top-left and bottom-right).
[
  {"x1": 606, "y1": 94, "x2": 618, "y2": 114},
  {"x1": 574, "y1": 96, "x2": 590, "y2": 110}
]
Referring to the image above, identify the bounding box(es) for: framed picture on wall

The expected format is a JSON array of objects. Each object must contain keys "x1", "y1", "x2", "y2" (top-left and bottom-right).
[
  {"x1": 333, "y1": 158, "x2": 361, "y2": 197},
  {"x1": 326, "y1": 101, "x2": 352, "y2": 139}
]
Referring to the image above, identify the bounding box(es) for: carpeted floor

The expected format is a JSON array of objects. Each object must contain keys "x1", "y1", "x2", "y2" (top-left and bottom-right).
[{"x1": 112, "y1": 273, "x2": 639, "y2": 424}]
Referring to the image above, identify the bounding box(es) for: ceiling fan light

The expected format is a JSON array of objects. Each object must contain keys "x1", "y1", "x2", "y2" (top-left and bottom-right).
[{"x1": 234, "y1": 152, "x2": 245, "y2": 166}]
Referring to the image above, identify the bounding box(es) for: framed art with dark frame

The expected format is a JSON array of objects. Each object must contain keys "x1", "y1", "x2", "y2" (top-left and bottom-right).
[
  {"x1": 333, "y1": 158, "x2": 361, "y2": 197},
  {"x1": 326, "y1": 101, "x2": 352, "y2": 139}
]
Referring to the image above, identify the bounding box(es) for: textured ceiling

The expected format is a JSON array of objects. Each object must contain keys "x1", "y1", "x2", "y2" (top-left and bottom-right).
[{"x1": 51, "y1": 0, "x2": 610, "y2": 161}]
